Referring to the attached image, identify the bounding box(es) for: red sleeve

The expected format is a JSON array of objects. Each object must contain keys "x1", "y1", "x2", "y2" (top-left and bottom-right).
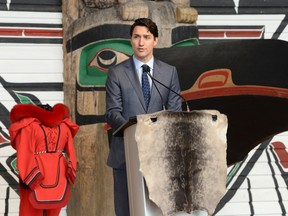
[
  {"x1": 62, "y1": 118, "x2": 79, "y2": 137},
  {"x1": 66, "y1": 132, "x2": 77, "y2": 184},
  {"x1": 62, "y1": 119, "x2": 78, "y2": 184},
  {"x1": 13, "y1": 123, "x2": 44, "y2": 189}
]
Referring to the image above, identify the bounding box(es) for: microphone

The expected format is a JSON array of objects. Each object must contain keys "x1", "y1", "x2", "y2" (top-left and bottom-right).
[{"x1": 143, "y1": 65, "x2": 190, "y2": 112}]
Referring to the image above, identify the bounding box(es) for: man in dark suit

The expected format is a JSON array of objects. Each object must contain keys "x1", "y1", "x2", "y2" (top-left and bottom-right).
[{"x1": 105, "y1": 18, "x2": 182, "y2": 216}]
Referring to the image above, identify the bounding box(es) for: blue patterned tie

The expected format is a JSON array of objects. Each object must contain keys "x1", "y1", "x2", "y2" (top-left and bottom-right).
[{"x1": 142, "y1": 64, "x2": 151, "y2": 109}]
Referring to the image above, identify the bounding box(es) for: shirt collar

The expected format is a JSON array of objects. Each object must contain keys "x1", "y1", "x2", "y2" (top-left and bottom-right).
[{"x1": 133, "y1": 56, "x2": 154, "y2": 71}]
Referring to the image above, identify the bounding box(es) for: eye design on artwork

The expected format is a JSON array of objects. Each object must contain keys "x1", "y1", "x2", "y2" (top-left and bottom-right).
[{"x1": 89, "y1": 48, "x2": 130, "y2": 72}]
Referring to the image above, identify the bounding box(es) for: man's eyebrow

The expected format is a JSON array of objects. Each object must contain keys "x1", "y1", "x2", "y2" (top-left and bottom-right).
[{"x1": 132, "y1": 33, "x2": 152, "y2": 37}]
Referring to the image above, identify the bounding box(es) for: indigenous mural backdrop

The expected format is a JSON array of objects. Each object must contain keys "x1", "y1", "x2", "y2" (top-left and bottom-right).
[
  {"x1": 1, "y1": 0, "x2": 288, "y2": 215},
  {"x1": 0, "y1": 1, "x2": 65, "y2": 215}
]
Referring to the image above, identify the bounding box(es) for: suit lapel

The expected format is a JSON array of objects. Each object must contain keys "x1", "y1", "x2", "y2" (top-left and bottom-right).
[
  {"x1": 149, "y1": 59, "x2": 164, "y2": 110},
  {"x1": 124, "y1": 58, "x2": 147, "y2": 110}
]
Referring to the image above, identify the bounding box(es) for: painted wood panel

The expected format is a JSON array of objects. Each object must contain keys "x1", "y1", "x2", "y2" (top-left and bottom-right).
[
  {"x1": 0, "y1": 3, "x2": 64, "y2": 215},
  {"x1": 0, "y1": 0, "x2": 61, "y2": 12},
  {"x1": 0, "y1": 11, "x2": 62, "y2": 25},
  {"x1": 197, "y1": 14, "x2": 288, "y2": 43},
  {"x1": 0, "y1": 0, "x2": 288, "y2": 216}
]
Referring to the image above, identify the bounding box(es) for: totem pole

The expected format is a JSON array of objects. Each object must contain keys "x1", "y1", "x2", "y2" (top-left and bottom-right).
[{"x1": 61, "y1": 0, "x2": 197, "y2": 215}]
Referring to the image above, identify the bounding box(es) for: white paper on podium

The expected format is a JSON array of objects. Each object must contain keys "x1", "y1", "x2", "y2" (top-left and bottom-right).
[{"x1": 135, "y1": 110, "x2": 228, "y2": 216}]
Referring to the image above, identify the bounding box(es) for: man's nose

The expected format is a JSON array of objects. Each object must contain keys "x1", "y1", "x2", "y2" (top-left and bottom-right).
[{"x1": 139, "y1": 37, "x2": 144, "y2": 45}]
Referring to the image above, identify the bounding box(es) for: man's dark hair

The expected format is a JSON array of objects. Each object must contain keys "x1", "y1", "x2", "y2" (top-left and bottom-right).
[{"x1": 130, "y1": 18, "x2": 158, "y2": 38}]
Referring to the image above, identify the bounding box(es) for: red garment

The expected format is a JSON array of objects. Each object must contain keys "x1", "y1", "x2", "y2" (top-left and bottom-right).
[{"x1": 9, "y1": 103, "x2": 79, "y2": 216}]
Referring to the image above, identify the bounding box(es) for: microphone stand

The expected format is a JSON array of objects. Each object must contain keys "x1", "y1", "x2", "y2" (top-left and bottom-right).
[
  {"x1": 147, "y1": 72, "x2": 166, "y2": 111},
  {"x1": 144, "y1": 70, "x2": 190, "y2": 112}
]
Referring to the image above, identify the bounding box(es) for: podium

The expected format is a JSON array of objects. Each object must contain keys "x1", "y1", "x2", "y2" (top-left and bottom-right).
[
  {"x1": 114, "y1": 110, "x2": 228, "y2": 216},
  {"x1": 114, "y1": 116, "x2": 162, "y2": 216},
  {"x1": 123, "y1": 122, "x2": 163, "y2": 216}
]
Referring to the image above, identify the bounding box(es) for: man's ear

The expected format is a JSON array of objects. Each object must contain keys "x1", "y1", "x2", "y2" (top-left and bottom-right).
[{"x1": 154, "y1": 37, "x2": 158, "y2": 47}]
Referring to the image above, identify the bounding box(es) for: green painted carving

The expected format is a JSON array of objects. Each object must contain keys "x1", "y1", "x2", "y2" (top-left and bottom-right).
[
  {"x1": 11, "y1": 158, "x2": 19, "y2": 174},
  {"x1": 79, "y1": 39, "x2": 133, "y2": 86},
  {"x1": 16, "y1": 93, "x2": 34, "y2": 104},
  {"x1": 172, "y1": 38, "x2": 199, "y2": 47}
]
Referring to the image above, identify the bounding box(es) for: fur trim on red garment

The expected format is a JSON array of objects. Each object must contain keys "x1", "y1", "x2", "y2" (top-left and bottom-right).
[{"x1": 9, "y1": 103, "x2": 70, "y2": 127}]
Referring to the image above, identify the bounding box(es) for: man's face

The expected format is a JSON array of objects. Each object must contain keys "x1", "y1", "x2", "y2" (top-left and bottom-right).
[{"x1": 131, "y1": 26, "x2": 158, "y2": 63}]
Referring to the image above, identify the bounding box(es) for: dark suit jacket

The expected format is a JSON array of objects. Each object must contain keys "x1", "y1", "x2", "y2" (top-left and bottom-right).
[{"x1": 105, "y1": 57, "x2": 182, "y2": 169}]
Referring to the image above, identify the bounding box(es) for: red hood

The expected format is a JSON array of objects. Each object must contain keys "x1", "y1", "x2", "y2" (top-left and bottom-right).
[{"x1": 10, "y1": 103, "x2": 70, "y2": 127}]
